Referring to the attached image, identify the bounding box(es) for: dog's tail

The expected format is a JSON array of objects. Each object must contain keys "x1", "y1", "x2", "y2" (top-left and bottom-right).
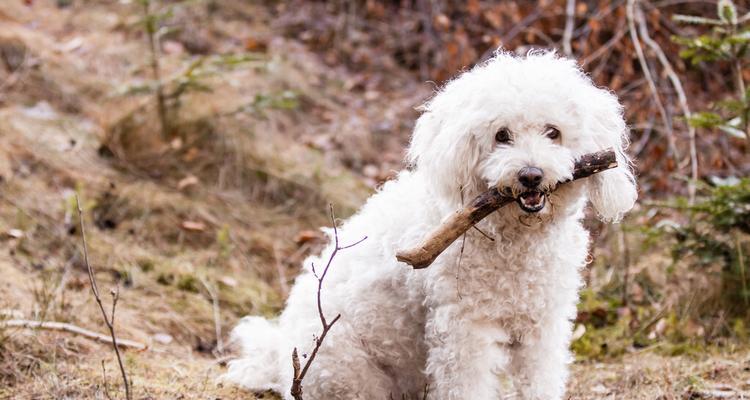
[{"x1": 223, "y1": 316, "x2": 285, "y2": 394}]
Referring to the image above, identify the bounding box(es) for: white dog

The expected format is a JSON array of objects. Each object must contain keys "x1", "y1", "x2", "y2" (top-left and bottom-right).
[{"x1": 225, "y1": 51, "x2": 637, "y2": 400}]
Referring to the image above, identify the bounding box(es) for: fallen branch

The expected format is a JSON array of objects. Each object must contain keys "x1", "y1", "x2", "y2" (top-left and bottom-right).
[
  {"x1": 396, "y1": 149, "x2": 617, "y2": 269},
  {"x1": 0, "y1": 319, "x2": 146, "y2": 350},
  {"x1": 562, "y1": 0, "x2": 576, "y2": 56},
  {"x1": 626, "y1": 0, "x2": 680, "y2": 164},
  {"x1": 290, "y1": 205, "x2": 366, "y2": 400},
  {"x1": 634, "y1": 2, "x2": 698, "y2": 204}
]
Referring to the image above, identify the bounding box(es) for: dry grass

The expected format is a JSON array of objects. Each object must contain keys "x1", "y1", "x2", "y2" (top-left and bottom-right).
[
  {"x1": 0, "y1": 328, "x2": 251, "y2": 399},
  {"x1": 570, "y1": 347, "x2": 750, "y2": 399},
  {"x1": 0, "y1": 2, "x2": 373, "y2": 397}
]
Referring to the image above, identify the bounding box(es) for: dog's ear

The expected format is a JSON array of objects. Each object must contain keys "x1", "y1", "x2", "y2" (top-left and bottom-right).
[
  {"x1": 583, "y1": 88, "x2": 637, "y2": 222},
  {"x1": 407, "y1": 109, "x2": 483, "y2": 204}
]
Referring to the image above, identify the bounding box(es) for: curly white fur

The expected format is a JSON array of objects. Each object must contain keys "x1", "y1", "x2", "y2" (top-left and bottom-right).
[{"x1": 224, "y1": 51, "x2": 637, "y2": 399}]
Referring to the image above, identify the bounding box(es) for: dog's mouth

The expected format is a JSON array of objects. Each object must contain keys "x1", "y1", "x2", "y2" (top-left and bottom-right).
[{"x1": 517, "y1": 190, "x2": 547, "y2": 213}]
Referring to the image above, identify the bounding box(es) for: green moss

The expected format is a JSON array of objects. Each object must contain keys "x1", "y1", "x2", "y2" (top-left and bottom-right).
[
  {"x1": 137, "y1": 258, "x2": 155, "y2": 272},
  {"x1": 732, "y1": 318, "x2": 747, "y2": 340},
  {"x1": 572, "y1": 314, "x2": 632, "y2": 360},
  {"x1": 176, "y1": 274, "x2": 199, "y2": 293},
  {"x1": 156, "y1": 273, "x2": 174, "y2": 286},
  {"x1": 215, "y1": 225, "x2": 233, "y2": 259},
  {"x1": 659, "y1": 341, "x2": 704, "y2": 357},
  {"x1": 114, "y1": 267, "x2": 134, "y2": 287}
]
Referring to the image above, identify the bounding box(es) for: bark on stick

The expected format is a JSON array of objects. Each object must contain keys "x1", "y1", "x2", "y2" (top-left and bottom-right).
[{"x1": 396, "y1": 149, "x2": 618, "y2": 269}]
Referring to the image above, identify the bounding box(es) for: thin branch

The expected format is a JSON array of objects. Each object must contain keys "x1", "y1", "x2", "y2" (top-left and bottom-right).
[
  {"x1": 455, "y1": 233, "x2": 466, "y2": 300},
  {"x1": 455, "y1": 187, "x2": 466, "y2": 300},
  {"x1": 0, "y1": 319, "x2": 146, "y2": 350},
  {"x1": 502, "y1": 8, "x2": 546, "y2": 45},
  {"x1": 76, "y1": 194, "x2": 133, "y2": 400},
  {"x1": 338, "y1": 236, "x2": 368, "y2": 250},
  {"x1": 291, "y1": 348, "x2": 302, "y2": 398},
  {"x1": 471, "y1": 226, "x2": 495, "y2": 241},
  {"x1": 563, "y1": 0, "x2": 576, "y2": 57},
  {"x1": 110, "y1": 287, "x2": 119, "y2": 328},
  {"x1": 635, "y1": 2, "x2": 698, "y2": 203},
  {"x1": 627, "y1": 0, "x2": 681, "y2": 164},
  {"x1": 290, "y1": 205, "x2": 367, "y2": 400},
  {"x1": 581, "y1": 20, "x2": 627, "y2": 66}
]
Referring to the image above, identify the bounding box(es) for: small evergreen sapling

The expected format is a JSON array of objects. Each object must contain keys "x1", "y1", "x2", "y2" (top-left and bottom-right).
[{"x1": 673, "y1": 0, "x2": 750, "y2": 149}]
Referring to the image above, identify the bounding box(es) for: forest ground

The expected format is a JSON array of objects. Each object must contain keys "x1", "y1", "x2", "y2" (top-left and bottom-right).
[{"x1": 0, "y1": 1, "x2": 749, "y2": 399}]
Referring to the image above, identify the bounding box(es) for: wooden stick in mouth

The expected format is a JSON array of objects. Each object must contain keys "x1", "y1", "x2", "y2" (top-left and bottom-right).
[{"x1": 395, "y1": 149, "x2": 618, "y2": 269}]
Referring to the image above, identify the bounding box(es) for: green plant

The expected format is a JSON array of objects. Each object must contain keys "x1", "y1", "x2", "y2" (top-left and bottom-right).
[
  {"x1": 138, "y1": 0, "x2": 169, "y2": 138},
  {"x1": 176, "y1": 274, "x2": 199, "y2": 292},
  {"x1": 673, "y1": 0, "x2": 750, "y2": 148},
  {"x1": 668, "y1": 178, "x2": 750, "y2": 313},
  {"x1": 253, "y1": 90, "x2": 300, "y2": 112},
  {"x1": 215, "y1": 225, "x2": 233, "y2": 259},
  {"x1": 129, "y1": 0, "x2": 264, "y2": 138}
]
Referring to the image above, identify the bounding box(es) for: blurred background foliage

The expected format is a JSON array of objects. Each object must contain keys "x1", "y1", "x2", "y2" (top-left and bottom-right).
[{"x1": 0, "y1": 0, "x2": 749, "y2": 398}]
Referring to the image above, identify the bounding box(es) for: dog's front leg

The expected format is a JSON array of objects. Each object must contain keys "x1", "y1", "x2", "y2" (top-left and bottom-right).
[
  {"x1": 424, "y1": 304, "x2": 508, "y2": 400},
  {"x1": 508, "y1": 315, "x2": 574, "y2": 400}
]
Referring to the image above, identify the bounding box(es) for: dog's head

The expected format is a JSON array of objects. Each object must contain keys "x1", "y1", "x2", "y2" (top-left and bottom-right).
[{"x1": 407, "y1": 51, "x2": 637, "y2": 222}]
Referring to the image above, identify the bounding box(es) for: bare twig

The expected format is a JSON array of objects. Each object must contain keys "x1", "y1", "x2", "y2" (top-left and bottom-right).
[
  {"x1": 626, "y1": 0, "x2": 680, "y2": 164},
  {"x1": 455, "y1": 187, "x2": 467, "y2": 300},
  {"x1": 562, "y1": 0, "x2": 576, "y2": 56},
  {"x1": 291, "y1": 348, "x2": 302, "y2": 399},
  {"x1": 290, "y1": 205, "x2": 367, "y2": 400},
  {"x1": 501, "y1": 8, "x2": 546, "y2": 46},
  {"x1": 581, "y1": 19, "x2": 627, "y2": 66},
  {"x1": 471, "y1": 226, "x2": 495, "y2": 241},
  {"x1": 455, "y1": 233, "x2": 466, "y2": 300},
  {"x1": 635, "y1": 2, "x2": 698, "y2": 203},
  {"x1": 76, "y1": 194, "x2": 133, "y2": 400},
  {"x1": 0, "y1": 319, "x2": 146, "y2": 350}
]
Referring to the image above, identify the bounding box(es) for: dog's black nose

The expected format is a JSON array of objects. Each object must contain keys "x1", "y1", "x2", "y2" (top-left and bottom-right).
[{"x1": 518, "y1": 167, "x2": 544, "y2": 188}]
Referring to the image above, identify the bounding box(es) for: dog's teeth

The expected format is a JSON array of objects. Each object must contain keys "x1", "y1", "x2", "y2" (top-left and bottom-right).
[{"x1": 518, "y1": 191, "x2": 546, "y2": 212}]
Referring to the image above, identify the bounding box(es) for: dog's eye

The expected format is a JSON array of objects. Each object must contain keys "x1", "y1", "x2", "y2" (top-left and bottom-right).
[
  {"x1": 544, "y1": 126, "x2": 561, "y2": 140},
  {"x1": 495, "y1": 127, "x2": 512, "y2": 144}
]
